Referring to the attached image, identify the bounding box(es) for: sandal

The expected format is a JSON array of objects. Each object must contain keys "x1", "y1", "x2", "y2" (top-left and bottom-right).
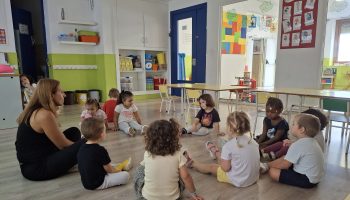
[
  {"x1": 183, "y1": 151, "x2": 193, "y2": 168},
  {"x1": 205, "y1": 141, "x2": 219, "y2": 160},
  {"x1": 128, "y1": 128, "x2": 136, "y2": 137}
]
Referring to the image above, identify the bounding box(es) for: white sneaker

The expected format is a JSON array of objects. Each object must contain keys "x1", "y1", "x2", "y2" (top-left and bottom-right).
[
  {"x1": 123, "y1": 157, "x2": 133, "y2": 171},
  {"x1": 260, "y1": 162, "x2": 269, "y2": 174}
]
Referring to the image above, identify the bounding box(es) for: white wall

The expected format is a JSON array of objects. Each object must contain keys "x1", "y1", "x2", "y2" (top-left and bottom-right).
[
  {"x1": 0, "y1": 0, "x2": 16, "y2": 53},
  {"x1": 275, "y1": 0, "x2": 329, "y2": 107},
  {"x1": 323, "y1": 19, "x2": 336, "y2": 60},
  {"x1": 43, "y1": 0, "x2": 100, "y2": 54},
  {"x1": 275, "y1": 0, "x2": 328, "y2": 89},
  {"x1": 169, "y1": 0, "x2": 244, "y2": 85}
]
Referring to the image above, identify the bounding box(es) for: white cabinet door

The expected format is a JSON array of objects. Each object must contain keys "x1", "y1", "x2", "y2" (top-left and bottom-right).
[
  {"x1": 143, "y1": 2, "x2": 168, "y2": 49},
  {"x1": 0, "y1": 76, "x2": 22, "y2": 129},
  {"x1": 116, "y1": 0, "x2": 144, "y2": 48}
]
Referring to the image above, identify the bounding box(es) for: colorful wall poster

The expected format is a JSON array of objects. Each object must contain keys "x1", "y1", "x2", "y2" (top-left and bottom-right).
[{"x1": 221, "y1": 12, "x2": 247, "y2": 54}]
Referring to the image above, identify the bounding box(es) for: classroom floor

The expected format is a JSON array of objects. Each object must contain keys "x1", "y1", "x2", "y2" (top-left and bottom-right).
[{"x1": 0, "y1": 99, "x2": 349, "y2": 200}]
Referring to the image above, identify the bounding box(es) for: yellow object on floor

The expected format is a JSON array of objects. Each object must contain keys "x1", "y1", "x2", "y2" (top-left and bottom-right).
[
  {"x1": 115, "y1": 157, "x2": 132, "y2": 171},
  {"x1": 344, "y1": 194, "x2": 350, "y2": 200}
]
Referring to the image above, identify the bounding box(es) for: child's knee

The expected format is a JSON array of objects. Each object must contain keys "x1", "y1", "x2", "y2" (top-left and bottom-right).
[
  {"x1": 120, "y1": 171, "x2": 130, "y2": 184},
  {"x1": 268, "y1": 168, "x2": 280, "y2": 181}
]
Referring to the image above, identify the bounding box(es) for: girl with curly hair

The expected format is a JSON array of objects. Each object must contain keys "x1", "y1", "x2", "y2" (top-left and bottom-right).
[{"x1": 134, "y1": 118, "x2": 203, "y2": 200}]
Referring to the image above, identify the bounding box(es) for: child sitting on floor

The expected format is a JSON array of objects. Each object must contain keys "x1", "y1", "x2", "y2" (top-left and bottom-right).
[
  {"x1": 77, "y1": 117, "x2": 132, "y2": 190},
  {"x1": 102, "y1": 88, "x2": 119, "y2": 126},
  {"x1": 261, "y1": 108, "x2": 327, "y2": 160},
  {"x1": 182, "y1": 94, "x2": 223, "y2": 136},
  {"x1": 185, "y1": 111, "x2": 260, "y2": 188},
  {"x1": 81, "y1": 99, "x2": 109, "y2": 129},
  {"x1": 134, "y1": 118, "x2": 203, "y2": 200},
  {"x1": 256, "y1": 97, "x2": 289, "y2": 149},
  {"x1": 113, "y1": 91, "x2": 146, "y2": 136},
  {"x1": 260, "y1": 113, "x2": 324, "y2": 188}
]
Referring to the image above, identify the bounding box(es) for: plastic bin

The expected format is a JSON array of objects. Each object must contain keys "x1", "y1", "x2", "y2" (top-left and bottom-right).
[
  {"x1": 153, "y1": 77, "x2": 166, "y2": 90},
  {"x1": 77, "y1": 30, "x2": 98, "y2": 36},
  {"x1": 75, "y1": 90, "x2": 88, "y2": 105},
  {"x1": 88, "y1": 89, "x2": 101, "y2": 102},
  {"x1": 79, "y1": 35, "x2": 99, "y2": 43},
  {"x1": 64, "y1": 91, "x2": 75, "y2": 105}
]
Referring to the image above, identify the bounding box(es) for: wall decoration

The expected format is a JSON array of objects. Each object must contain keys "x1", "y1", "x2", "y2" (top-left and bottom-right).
[
  {"x1": 258, "y1": 0, "x2": 274, "y2": 13},
  {"x1": 249, "y1": 15, "x2": 257, "y2": 28},
  {"x1": 0, "y1": 29, "x2": 6, "y2": 44},
  {"x1": 221, "y1": 12, "x2": 247, "y2": 54},
  {"x1": 280, "y1": 0, "x2": 318, "y2": 49}
]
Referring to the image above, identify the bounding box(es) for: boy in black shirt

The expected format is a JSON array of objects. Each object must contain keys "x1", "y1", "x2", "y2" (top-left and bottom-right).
[{"x1": 78, "y1": 117, "x2": 131, "y2": 190}]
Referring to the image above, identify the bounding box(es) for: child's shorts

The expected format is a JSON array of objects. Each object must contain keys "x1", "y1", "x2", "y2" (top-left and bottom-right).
[
  {"x1": 217, "y1": 167, "x2": 232, "y2": 184},
  {"x1": 279, "y1": 167, "x2": 318, "y2": 188}
]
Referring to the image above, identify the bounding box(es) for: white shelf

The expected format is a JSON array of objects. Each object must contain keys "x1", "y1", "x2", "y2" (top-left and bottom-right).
[
  {"x1": 133, "y1": 90, "x2": 160, "y2": 95},
  {"x1": 59, "y1": 20, "x2": 97, "y2": 26},
  {"x1": 121, "y1": 70, "x2": 144, "y2": 73},
  {"x1": 58, "y1": 41, "x2": 97, "y2": 45},
  {"x1": 145, "y1": 70, "x2": 167, "y2": 73}
]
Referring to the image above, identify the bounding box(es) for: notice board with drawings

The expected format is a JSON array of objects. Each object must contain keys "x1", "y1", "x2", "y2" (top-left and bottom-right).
[{"x1": 280, "y1": 0, "x2": 318, "y2": 49}]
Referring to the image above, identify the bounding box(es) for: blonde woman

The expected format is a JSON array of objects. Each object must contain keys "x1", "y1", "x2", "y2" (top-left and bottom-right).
[{"x1": 16, "y1": 79, "x2": 85, "y2": 181}]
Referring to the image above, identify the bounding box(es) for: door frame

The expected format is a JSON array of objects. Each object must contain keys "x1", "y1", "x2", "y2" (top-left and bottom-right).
[{"x1": 170, "y1": 3, "x2": 207, "y2": 87}]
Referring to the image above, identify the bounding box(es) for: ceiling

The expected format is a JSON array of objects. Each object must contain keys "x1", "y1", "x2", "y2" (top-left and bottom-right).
[{"x1": 327, "y1": 0, "x2": 350, "y2": 20}]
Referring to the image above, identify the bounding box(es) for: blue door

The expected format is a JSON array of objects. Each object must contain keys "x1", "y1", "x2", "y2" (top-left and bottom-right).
[
  {"x1": 170, "y1": 3, "x2": 207, "y2": 96},
  {"x1": 12, "y1": 8, "x2": 37, "y2": 80}
]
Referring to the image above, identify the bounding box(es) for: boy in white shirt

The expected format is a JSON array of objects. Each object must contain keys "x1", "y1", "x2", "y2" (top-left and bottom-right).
[{"x1": 261, "y1": 113, "x2": 324, "y2": 188}]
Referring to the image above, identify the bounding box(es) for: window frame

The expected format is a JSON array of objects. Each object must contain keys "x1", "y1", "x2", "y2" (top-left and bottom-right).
[{"x1": 333, "y1": 19, "x2": 350, "y2": 63}]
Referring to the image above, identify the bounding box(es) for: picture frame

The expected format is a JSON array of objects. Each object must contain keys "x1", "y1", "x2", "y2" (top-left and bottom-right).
[{"x1": 253, "y1": 39, "x2": 263, "y2": 54}]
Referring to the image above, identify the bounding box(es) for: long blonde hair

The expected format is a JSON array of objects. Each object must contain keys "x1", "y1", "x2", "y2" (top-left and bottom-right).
[
  {"x1": 17, "y1": 79, "x2": 61, "y2": 124},
  {"x1": 226, "y1": 111, "x2": 252, "y2": 147}
]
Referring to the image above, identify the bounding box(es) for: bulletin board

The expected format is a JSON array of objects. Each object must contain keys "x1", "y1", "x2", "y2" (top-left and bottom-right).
[{"x1": 280, "y1": 0, "x2": 318, "y2": 49}]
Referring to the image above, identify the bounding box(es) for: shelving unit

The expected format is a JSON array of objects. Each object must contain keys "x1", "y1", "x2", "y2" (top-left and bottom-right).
[
  {"x1": 59, "y1": 20, "x2": 97, "y2": 26},
  {"x1": 321, "y1": 75, "x2": 334, "y2": 89},
  {"x1": 117, "y1": 49, "x2": 168, "y2": 94},
  {"x1": 58, "y1": 41, "x2": 97, "y2": 45}
]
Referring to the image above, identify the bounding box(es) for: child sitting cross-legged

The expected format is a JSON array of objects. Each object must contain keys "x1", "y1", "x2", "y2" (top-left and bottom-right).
[
  {"x1": 260, "y1": 113, "x2": 324, "y2": 188},
  {"x1": 77, "y1": 117, "x2": 132, "y2": 190},
  {"x1": 134, "y1": 118, "x2": 203, "y2": 200},
  {"x1": 185, "y1": 111, "x2": 260, "y2": 188},
  {"x1": 260, "y1": 108, "x2": 327, "y2": 160},
  {"x1": 256, "y1": 97, "x2": 289, "y2": 149}
]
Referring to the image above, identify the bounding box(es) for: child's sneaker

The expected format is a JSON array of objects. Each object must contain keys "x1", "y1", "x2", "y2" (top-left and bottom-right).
[
  {"x1": 260, "y1": 162, "x2": 269, "y2": 174},
  {"x1": 128, "y1": 128, "x2": 136, "y2": 137},
  {"x1": 181, "y1": 128, "x2": 188, "y2": 135}
]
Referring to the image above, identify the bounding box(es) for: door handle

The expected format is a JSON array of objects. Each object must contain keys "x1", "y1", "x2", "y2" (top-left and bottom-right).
[{"x1": 192, "y1": 58, "x2": 196, "y2": 66}]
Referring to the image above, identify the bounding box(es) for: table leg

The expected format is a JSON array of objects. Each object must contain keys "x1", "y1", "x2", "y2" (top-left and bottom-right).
[
  {"x1": 181, "y1": 88, "x2": 184, "y2": 114},
  {"x1": 215, "y1": 91, "x2": 220, "y2": 110},
  {"x1": 236, "y1": 90, "x2": 239, "y2": 111}
]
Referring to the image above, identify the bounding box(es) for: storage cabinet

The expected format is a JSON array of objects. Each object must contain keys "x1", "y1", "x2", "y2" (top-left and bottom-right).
[
  {"x1": 0, "y1": 75, "x2": 23, "y2": 129},
  {"x1": 116, "y1": 0, "x2": 168, "y2": 49},
  {"x1": 117, "y1": 49, "x2": 168, "y2": 95}
]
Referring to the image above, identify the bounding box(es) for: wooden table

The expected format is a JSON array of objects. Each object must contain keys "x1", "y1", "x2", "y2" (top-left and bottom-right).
[
  {"x1": 251, "y1": 87, "x2": 350, "y2": 114},
  {"x1": 167, "y1": 83, "x2": 250, "y2": 111}
]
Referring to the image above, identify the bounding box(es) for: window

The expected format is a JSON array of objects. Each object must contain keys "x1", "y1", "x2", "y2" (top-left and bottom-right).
[{"x1": 334, "y1": 19, "x2": 350, "y2": 63}]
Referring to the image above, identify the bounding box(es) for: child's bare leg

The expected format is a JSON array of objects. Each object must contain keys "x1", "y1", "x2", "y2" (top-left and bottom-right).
[
  {"x1": 192, "y1": 161, "x2": 220, "y2": 175},
  {"x1": 268, "y1": 167, "x2": 281, "y2": 182}
]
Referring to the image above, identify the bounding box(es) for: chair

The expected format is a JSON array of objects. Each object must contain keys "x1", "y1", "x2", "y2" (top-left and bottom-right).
[
  {"x1": 159, "y1": 85, "x2": 180, "y2": 113},
  {"x1": 287, "y1": 97, "x2": 321, "y2": 122},
  {"x1": 186, "y1": 89, "x2": 202, "y2": 116},
  {"x1": 323, "y1": 99, "x2": 349, "y2": 150},
  {"x1": 253, "y1": 92, "x2": 277, "y2": 134}
]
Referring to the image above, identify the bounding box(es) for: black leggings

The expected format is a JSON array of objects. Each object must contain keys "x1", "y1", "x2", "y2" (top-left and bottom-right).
[{"x1": 20, "y1": 127, "x2": 85, "y2": 181}]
